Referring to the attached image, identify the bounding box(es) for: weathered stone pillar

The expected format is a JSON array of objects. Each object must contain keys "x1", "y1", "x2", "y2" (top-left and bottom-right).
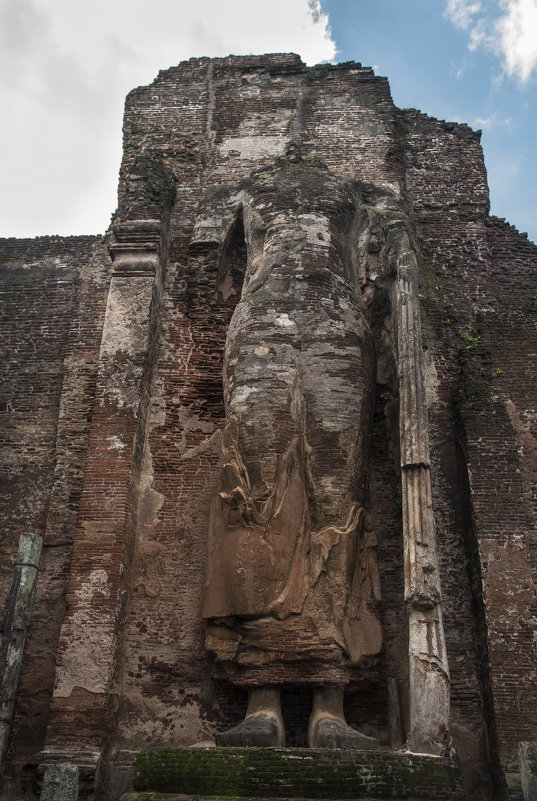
[
  {"x1": 395, "y1": 244, "x2": 450, "y2": 755},
  {"x1": 0, "y1": 532, "x2": 42, "y2": 784},
  {"x1": 42, "y1": 219, "x2": 168, "y2": 767},
  {"x1": 520, "y1": 742, "x2": 537, "y2": 801},
  {"x1": 38, "y1": 154, "x2": 175, "y2": 792}
]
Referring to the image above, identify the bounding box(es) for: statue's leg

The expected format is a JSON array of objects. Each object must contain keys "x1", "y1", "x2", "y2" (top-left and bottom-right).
[
  {"x1": 307, "y1": 687, "x2": 377, "y2": 749},
  {"x1": 215, "y1": 687, "x2": 285, "y2": 747}
]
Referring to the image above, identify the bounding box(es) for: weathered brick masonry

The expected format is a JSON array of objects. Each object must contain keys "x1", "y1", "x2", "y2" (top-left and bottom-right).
[
  {"x1": 0, "y1": 234, "x2": 110, "y2": 771},
  {"x1": 0, "y1": 54, "x2": 536, "y2": 800}
]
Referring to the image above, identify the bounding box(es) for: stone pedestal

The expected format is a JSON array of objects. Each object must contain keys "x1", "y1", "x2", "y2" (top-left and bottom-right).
[
  {"x1": 129, "y1": 747, "x2": 464, "y2": 800},
  {"x1": 40, "y1": 762, "x2": 79, "y2": 801},
  {"x1": 35, "y1": 752, "x2": 100, "y2": 800}
]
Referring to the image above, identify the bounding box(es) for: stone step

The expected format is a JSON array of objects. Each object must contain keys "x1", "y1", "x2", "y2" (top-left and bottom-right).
[
  {"x1": 123, "y1": 796, "x2": 452, "y2": 801},
  {"x1": 131, "y1": 748, "x2": 464, "y2": 800}
]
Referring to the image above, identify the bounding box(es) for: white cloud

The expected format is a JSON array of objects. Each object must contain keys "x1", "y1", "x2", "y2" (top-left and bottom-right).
[
  {"x1": 496, "y1": 0, "x2": 537, "y2": 82},
  {"x1": 0, "y1": 0, "x2": 336, "y2": 237},
  {"x1": 445, "y1": 0, "x2": 537, "y2": 82},
  {"x1": 467, "y1": 19, "x2": 495, "y2": 50},
  {"x1": 473, "y1": 112, "x2": 512, "y2": 127},
  {"x1": 445, "y1": 0, "x2": 483, "y2": 29}
]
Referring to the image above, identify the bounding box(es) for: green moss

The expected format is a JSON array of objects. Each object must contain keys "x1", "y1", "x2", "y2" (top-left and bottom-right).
[
  {"x1": 456, "y1": 330, "x2": 481, "y2": 349},
  {"x1": 133, "y1": 747, "x2": 460, "y2": 799},
  {"x1": 417, "y1": 267, "x2": 438, "y2": 306},
  {"x1": 414, "y1": 257, "x2": 449, "y2": 346}
]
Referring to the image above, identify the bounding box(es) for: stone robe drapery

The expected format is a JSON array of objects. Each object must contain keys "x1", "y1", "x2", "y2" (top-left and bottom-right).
[{"x1": 202, "y1": 164, "x2": 382, "y2": 685}]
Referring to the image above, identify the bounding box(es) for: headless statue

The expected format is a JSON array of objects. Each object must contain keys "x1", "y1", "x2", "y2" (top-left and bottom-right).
[{"x1": 202, "y1": 158, "x2": 383, "y2": 748}]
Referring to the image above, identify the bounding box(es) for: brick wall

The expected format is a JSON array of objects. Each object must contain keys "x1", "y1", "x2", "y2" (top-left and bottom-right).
[
  {"x1": 0, "y1": 234, "x2": 111, "y2": 781},
  {"x1": 1, "y1": 56, "x2": 536, "y2": 801},
  {"x1": 400, "y1": 107, "x2": 537, "y2": 789}
]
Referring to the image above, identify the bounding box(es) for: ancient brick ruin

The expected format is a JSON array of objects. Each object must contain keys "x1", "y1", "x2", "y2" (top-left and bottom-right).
[{"x1": 1, "y1": 54, "x2": 536, "y2": 800}]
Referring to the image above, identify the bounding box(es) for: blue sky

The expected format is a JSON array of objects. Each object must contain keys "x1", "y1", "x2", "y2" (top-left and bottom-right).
[
  {"x1": 1, "y1": 0, "x2": 536, "y2": 242},
  {"x1": 323, "y1": 0, "x2": 537, "y2": 242}
]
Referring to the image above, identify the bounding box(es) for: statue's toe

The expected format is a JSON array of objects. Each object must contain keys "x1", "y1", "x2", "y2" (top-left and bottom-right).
[
  {"x1": 308, "y1": 717, "x2": 378, "y2": 750},
  {"x1": 215, "y1": 712, "x2": 284, "y2": 747}
]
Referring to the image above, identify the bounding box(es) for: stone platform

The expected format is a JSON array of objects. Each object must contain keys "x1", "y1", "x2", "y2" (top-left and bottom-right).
[{"x1": 126, "y1": 747, "x2": 464, "y2": 800}]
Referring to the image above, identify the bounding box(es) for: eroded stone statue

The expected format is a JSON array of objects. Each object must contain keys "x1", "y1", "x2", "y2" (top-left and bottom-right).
[{"x1": 201, "y1": 156, "x2": 384, "y2": 748}]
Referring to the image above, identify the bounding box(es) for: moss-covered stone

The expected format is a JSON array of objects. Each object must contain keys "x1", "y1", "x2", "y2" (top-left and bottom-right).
[
  {"x1": 133, "y1": 748, "x2": 463, "y2": 799},
  {"x1": 124, "y1": 796, "x2": 448, "y2": 801}
]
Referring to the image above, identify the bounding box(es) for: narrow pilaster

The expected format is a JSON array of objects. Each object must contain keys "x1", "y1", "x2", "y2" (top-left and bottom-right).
[
  {"x1": 43, "y1": 219, "x2": 166, "y2": 762},
  {"x1": 396, "y1": 246, "x2": 450, "y2": 755}
]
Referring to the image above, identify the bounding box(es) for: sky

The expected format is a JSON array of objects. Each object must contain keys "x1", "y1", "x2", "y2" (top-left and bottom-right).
[{"x1": 1, "y1": 0, "x2": 536, "y2": 243}]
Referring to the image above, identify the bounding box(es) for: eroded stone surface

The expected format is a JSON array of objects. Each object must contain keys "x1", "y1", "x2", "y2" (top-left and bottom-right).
[
  {"x1": 202, "y1": 163, "x2": 384, "y2": 686},
  {"x1": 1, "y1": 53, "x2": 536, "y2": 801}
]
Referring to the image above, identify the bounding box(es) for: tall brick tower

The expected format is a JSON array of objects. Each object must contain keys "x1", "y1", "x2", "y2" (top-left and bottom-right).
[{"x1": 1, "y1": 55, "x2": 536, "y2": 800}]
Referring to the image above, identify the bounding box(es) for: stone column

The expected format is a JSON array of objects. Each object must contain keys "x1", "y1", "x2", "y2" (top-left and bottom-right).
[
  {"x1": 0, "y1": 533, "x2": 42, "y2": 782},
  {"x1": 395, "y1": 245, "x2": 450, "y2": 755}
]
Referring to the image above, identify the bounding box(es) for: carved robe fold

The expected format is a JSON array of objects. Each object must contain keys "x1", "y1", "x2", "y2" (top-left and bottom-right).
[{"x1": 202, "y1": 164, "x2": 382, "y2": 685}]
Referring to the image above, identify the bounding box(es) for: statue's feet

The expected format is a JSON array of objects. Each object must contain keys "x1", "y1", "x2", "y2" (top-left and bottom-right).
[
  {"x1": 308, "y1": 717, "x2": 378, "y2": 750},
  {"x1": 215, "y1": 711, "x2": 285, "y2": 747}
]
